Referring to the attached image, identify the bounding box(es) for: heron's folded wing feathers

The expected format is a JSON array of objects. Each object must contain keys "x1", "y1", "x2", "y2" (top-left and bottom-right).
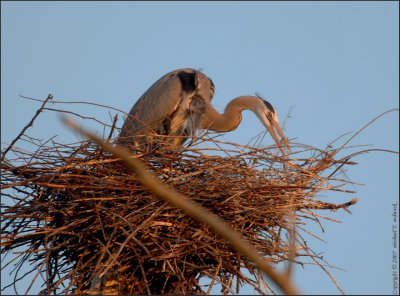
[{"x1": 120, "y1": 71, "x2": 185, "y2": 136}]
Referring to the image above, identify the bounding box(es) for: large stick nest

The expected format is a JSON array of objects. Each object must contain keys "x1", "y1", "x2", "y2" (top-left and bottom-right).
[{"x1": 1, "y1": 99, "x2": 359, "y2": 295}]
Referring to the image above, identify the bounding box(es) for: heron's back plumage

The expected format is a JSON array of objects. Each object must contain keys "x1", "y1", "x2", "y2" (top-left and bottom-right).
[{"x1": 118, "y1": 68, "x2": 214, "y2": 147}]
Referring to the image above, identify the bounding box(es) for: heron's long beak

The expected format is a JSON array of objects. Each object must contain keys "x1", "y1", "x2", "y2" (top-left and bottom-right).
[{"x1": 265, "y1": 117, "x2": 290, "y2": 156}]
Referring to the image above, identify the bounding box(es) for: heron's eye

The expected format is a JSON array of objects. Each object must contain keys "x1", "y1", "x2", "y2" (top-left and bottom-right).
[{"x1": 267, "y1": 112, "x2": 273, "y2": 119}]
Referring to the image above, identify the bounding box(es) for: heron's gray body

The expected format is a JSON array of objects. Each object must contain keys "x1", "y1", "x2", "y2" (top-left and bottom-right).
[
  {"x1": 118, "y1": 68, "x2": 214, "y2": 146},
  {"x1": 118, "y1": 68, "x2": 289, "y2": 154}
]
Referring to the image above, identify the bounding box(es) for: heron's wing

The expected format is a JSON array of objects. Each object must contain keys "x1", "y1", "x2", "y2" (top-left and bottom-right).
[{"x1": 119, "y1": 69, "x2": 200, "y2": 138}]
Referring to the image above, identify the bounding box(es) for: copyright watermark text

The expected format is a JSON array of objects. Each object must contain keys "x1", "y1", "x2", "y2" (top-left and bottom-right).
[{"x1": 392, "y1": 202, "x2": 399, "y2": 295}]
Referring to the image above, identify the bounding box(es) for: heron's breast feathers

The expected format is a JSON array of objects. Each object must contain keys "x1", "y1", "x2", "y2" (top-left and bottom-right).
[{"x1": 168, "y1": 94, "x2": 207, "y2": 138}]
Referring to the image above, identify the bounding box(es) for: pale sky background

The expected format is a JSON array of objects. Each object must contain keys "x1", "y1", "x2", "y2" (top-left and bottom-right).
[{"x1": 1, "y1": 1, "x2": 399, "y2": 295}]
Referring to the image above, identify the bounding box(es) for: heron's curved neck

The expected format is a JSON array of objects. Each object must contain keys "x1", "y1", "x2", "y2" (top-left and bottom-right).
[{"x1": 203, "y1": 96, "x2": 262, "y2": 132}]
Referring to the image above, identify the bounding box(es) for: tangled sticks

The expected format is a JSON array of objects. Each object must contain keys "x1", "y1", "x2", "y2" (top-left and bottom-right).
[{"x1": 1, "y1": 97, "x2": 360, "y2": 295}]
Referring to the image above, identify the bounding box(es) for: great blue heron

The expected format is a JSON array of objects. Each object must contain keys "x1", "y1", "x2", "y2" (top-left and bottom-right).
[{"x1": 118, "y1": 68, "x2": 289, "y2": 154}]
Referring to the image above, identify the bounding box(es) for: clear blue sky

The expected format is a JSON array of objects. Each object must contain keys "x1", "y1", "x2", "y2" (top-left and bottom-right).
[{"x1": 1, "y1": 1, "x2": 399, "y2": 295}]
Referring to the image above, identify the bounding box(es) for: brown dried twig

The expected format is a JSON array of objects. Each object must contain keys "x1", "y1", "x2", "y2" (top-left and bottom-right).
[{"x1": 1, "y1": 94, "x2": 53, "y2": 162}]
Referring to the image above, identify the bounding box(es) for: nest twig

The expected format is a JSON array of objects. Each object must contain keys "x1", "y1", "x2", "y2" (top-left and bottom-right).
[{"x1": 1, "y1": 96, "x2": 361, "y2": 295}]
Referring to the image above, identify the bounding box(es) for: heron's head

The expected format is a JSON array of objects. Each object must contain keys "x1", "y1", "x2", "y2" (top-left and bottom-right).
[{"x1": 255, "y1": 98, "x2": 290, "y2": 155}]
